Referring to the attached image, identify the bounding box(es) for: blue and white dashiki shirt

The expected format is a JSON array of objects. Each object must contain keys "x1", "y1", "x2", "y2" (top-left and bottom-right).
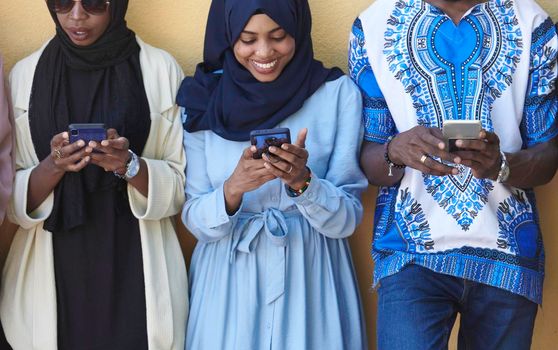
[{"x1": 350, "y1": 0, "x2": 558, "y2": 304}]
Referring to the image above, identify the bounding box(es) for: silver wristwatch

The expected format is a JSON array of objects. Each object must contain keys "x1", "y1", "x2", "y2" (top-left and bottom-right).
[
  {"x1": 114, "y1": 150, "x2": 140, "y2": 180},
  {"x1": 496, "y1": 151, "x2": 510, "y2": 183}
]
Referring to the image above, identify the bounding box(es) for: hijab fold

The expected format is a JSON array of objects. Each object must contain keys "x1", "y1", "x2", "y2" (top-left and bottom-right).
[
  {"x1": 29, "y1": 0, "x2": 151, "y2": 233},
  {"x1": 177, "y1": 0, "x2": 343, "y2": 141}
]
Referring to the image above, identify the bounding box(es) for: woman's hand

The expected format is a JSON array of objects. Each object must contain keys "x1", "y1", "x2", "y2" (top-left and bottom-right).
[
  {"x1": 453, "y1": 130, "x2": 502, "y2": 180},
  {"x1": 27, "y1": 132, "x2": 90, "y2": 212},
  {"x1": 224, "y1": 146, "x2": 277, "y2": 214},
  {"x1": 50, "y1": 131, "x2": 90, "y2": 173},
  {"x1": 388, "y1": 126, "x2": 459, "y2": 176},
  {"x1": 264, "y1": 128, "x2": 310, "y2": 190},
  {"x1": 87, "y1": 128, "x2": 130, "y2": 174}
]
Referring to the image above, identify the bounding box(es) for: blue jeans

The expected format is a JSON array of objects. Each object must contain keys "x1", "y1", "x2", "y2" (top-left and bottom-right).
[{"x1": 377, "y1": 264, "x2": 538, "y2": 350}]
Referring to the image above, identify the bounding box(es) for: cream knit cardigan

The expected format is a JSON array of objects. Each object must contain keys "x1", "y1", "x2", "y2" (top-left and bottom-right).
[{"x1": 1, "y1": 37, "x2": 188, "y2": 350}]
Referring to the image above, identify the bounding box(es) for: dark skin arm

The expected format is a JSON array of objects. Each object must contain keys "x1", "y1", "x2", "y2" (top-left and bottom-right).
[
  {"x1": 27, "y1": 132, "x2": 90, "y2": 212},
  {"x1": 360, "y1": 126, "x2": 459, "y2": 186},
  {"x1": 361, "y1": 126, "x2": 558, "y2": 189},
  {"x1": 455, "y1": 131, "x2": 558, "y2": 188},
  {"x1": 27, "y1": 128, "x2": 150, "y2": 214}
]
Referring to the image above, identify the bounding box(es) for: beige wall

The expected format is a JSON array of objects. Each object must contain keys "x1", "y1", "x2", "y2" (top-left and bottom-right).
[{"x1": 1, "y1": 1, "x2": 557, "y2": 349}]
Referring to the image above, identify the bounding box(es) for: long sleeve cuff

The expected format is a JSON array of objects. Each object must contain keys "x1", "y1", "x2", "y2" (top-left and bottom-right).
[
  {"x1": 8, "y1": 167, "x2": 54, "y2": 230},
  {"x1": 182, "y1": 183, "x2": 243, "y2": 243},
  {"x1": 128, "y1": 158, "x2": 185, "y2": 221}
]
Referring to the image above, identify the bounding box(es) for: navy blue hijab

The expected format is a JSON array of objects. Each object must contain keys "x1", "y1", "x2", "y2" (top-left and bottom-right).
[{"x1": 177, "y1": 0, "x2": 343, "y2": 141}]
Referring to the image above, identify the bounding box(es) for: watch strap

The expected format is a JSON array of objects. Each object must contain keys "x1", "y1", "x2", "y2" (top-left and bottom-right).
[{"x1": 496, "y1": 151, "x2": 510, "y2": 183}]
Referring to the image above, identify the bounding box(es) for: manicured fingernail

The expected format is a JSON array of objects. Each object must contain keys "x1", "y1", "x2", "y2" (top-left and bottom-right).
[
  {"x1": 269, "y1": 146, "x2": 276, "y2": 153},
  {"x1": 77, "y1": 140, "x2": 85, "y2": 147},
  {"x1": 62, "y1": 132, "x2": 68, "y2": 138},
  {"x1": 456, "y1": 140, "x2": 463, "y2": 147},
  {"x1": 281, "y1": 144, "x2": 288, "y2": 150},
  {"x1": 101, "y1": 140, "x2": 109, "y2": 146},
  {"x1": 454, "y1": 157, "x2": 461, "y2": 164},
  {"x1": 438, "y1": 142, "x2": 445, "y2": 150},
  {"x1": 264, "y1": 162, "x2": 270, "y2": 168},
  {"x1": 84, "y1": 156, "x2": 90, "y2": 162},
  {"x1": 88, "y1": 141, "x2": 95, "y2": 147}
]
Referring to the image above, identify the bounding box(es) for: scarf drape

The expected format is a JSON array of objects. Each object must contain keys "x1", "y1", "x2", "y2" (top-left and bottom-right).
[
  {"x1": 177, "y1": 0, "x2": 344, "y2": 141},
  {"x1": 29, "y1": 0, "x2": 151, "y2": 233}
]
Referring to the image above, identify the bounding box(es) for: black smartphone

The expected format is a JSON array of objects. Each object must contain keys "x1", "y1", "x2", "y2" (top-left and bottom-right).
[
  {"x1": 250, "y1": 128, "x2": 291, "y2": 159},
  {"x1": 442, "y1": 120, "x2": 482, "y2": 152},
  {"x1": 68, "y1": 123, "x2": 107, "y2": 145}
]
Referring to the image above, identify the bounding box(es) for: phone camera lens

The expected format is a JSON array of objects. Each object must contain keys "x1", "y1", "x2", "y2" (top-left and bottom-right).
[{"x1": 70, "y1": 130, "x2": 79, "y2": 136}]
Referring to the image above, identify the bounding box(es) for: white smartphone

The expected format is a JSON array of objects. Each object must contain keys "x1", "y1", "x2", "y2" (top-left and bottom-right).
[{"x1": 442, "y1": 120, "x2": 482, "y2": 152}]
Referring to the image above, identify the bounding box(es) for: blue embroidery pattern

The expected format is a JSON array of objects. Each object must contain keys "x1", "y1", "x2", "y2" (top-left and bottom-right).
[
  {"x1": 521, "y1": 17, "x2": 558, "y2": 147},
  {"x1": 372, "y1": 245, "x2": 544, "y2": 303},
  {"x1": 423, "y1": 169, "x2": 493, "y2": 231},
  {"x1": 349, "y1": 18, "x2": 368, "y2": 85},
  {"x1": 383, "y1": 0, "x2": 522, "y2": 229},
  {"x1": 395, "y1": 188, "x2": 434, "y2": 252},
  {"x1": 497, "y1": 190, "x2": 542, "y2": 260},
  {"x1": 373, "y1": 186, "x2": 399, "y2": 241},
  {"x1": 349, "y1": 18, "x2": 396, "y2": 143}
]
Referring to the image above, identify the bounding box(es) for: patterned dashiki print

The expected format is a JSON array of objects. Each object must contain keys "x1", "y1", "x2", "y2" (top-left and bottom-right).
[{"x1": 350, "y1": 0, "x2": 558, "y2": 303}]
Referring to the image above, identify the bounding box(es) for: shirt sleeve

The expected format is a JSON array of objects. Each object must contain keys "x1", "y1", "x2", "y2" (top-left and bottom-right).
[
  {"x1": 520, "y1": 18, "x2": 558, "y2": 148},
  {"x1": 348, "y1": 17, "x2": 396, "y2": 144},
  {"x1": 288, "y1": 79, "x2": 368, "y2": 239},
  {"x1": 180, "y1": 108, "x2": 243, "y2": 244}
]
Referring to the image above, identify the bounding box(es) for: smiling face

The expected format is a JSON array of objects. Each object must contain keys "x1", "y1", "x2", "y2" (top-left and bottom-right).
[
  {"x1": 56, "y1": 1, "x2": 111, "y2": 46},
  {"x1": 233, "y1": 14, "x2": 296, "y2": 83}
]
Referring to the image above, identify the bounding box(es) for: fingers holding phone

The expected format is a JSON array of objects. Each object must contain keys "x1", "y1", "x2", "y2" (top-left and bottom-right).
[
  {"x1": 50, "y1": 131, "x2": 90, "y2": 173},
  {"x1": 224, "y1": 145, "x2": 278, "y2": 214},
  {"x1": 87, "y1": 128, "x2": 131, "y2": 172},
  {"x1": 453, "y1": 130, "x2": 502, "y2": 180},
  {"x1": 388, "y1": 126, "x2": 459, "y2": 176},
  {"x1": 264, "y1": 128, "x2": 311, "y2": 190}
]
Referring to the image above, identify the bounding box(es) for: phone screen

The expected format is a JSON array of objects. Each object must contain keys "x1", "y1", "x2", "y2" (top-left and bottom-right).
[{"x1": 250, "y1": 128, "x2": 291, "y2": 159}]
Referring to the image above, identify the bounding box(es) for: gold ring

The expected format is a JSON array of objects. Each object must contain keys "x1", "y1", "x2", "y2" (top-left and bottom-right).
[
  {"x1": 420, "y1": 154, "x2": 428, "y2": 164},
  {"x1": 287, "y1": 165, "x2": 293, "y2": 174},
  {"x1": 54, "y1": 149, "x2": 63, "y2": 160}
]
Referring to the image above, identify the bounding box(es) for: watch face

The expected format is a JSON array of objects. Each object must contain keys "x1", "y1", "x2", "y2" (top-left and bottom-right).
[
  {"x1": 497, "y1": 157, "x2": 510, "y2": 183},
  {"x1": 125, "y1": 151, "x2": 140, "y2": 179},
  {"x1": 502, "y1": 165, "x2": 510, "y2": 181}
]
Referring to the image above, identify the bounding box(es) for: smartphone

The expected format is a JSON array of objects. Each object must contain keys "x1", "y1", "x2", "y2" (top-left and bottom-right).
[
  {"x1": 68, "y1": 123, "x2": 107, "y2": 145},
  {"x1": 442, "y1": 120, "x2": 482, "y2": 152},
  {"x1": 250, "y1": 128, "x2": 291, "y2": 159}
]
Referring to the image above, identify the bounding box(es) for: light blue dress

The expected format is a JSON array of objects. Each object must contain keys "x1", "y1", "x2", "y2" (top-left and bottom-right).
[{"x1": 182, "y1": 76, "x2": 368, "y2": 350}]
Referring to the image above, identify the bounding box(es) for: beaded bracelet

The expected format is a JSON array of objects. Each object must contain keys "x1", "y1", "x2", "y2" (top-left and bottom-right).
[
  {"x1": 286, "y1": 167, "x2": 312, "y2": 197},
  {"x1": 384, "y1": 135, "x2": 405, "y2": 177}
]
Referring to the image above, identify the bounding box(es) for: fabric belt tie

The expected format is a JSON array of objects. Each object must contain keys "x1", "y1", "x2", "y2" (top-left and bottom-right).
[{"x1": 230, "y1": 208, "x2": 290, "y2": 304}]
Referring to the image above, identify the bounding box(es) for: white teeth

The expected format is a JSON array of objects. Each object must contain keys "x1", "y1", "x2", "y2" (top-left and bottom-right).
[{"x1": 253, "y1": 60, "x2": 277, "y2": 70}]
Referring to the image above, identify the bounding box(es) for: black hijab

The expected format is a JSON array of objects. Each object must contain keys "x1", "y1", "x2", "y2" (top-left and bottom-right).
[
  {"x1": 30, "y1": 0, "x2": 151, "y2": 233},
  {"x1": 176, "y1": 0, "x2": 343, "y2": 141}
]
